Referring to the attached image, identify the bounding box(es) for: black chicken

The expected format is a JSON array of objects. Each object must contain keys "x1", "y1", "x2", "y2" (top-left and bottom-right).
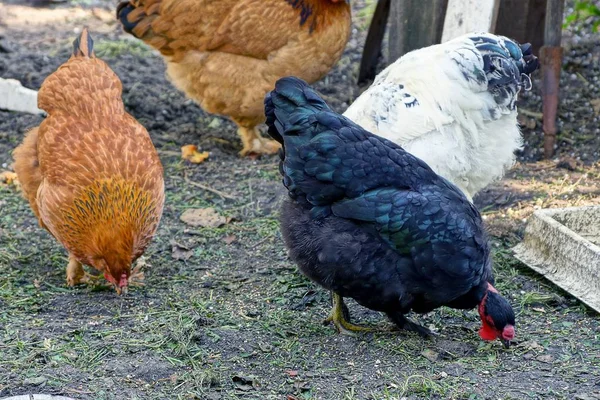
[{"x1": 265, "y1": 77, "x2": 516, "y2": 348}]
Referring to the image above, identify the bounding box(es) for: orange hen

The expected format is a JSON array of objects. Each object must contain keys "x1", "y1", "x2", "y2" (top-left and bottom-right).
[
  {"x1": 117, "y1": 0, "x2": 351, "y2": 156},
  {"x1": 12, "y1": 28, "x2": 165, "y2": 294}
]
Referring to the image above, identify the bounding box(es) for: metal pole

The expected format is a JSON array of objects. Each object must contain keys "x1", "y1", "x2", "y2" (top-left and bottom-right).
[{"x1": 541, "y1": 0, "x2": 564, "y2": 159}]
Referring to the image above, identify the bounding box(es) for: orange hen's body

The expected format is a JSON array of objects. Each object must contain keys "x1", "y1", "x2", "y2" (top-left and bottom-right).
[
  {"x1": 117, "y1": 0, "x2": 351, "y2": 156},
  {"x1": 13, "y1": 29, "x2": 165, "y2": 293}
]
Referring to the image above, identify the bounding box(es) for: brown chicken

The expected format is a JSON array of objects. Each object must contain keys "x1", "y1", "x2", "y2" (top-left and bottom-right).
[
  {"x1": 117, "y1": 0, "x2": 351, "y2": 156},
  {"x1": 12, "y1": 28, "x2": 165, "y2": 294}
]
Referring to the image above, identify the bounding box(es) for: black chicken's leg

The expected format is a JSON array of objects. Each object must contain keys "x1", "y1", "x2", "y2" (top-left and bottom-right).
[
  {"x1": 323, "y1": 293, "x2": 373, "y2": 335},
  {"x1": 329, "y1": 290, "x2": 352, "y2": 322},
  {"x1": 387, "y1": 312, "x2": 433, "y2": 338}
]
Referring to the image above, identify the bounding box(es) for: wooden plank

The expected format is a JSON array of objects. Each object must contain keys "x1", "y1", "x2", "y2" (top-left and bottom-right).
[
  {"x1": 388, "y1": 0, "x2": 449, "y2": 63},
  {"x1": 357, "y1": 0, "x2": 391, "y2": 85},
  {"x1": 441, "y1": 0, "x2": 500, "y2": 42},
  {"x1": 495, "y1": 0, "x2": 546, "y2": 53},
  {"x1": 525, "y1": 0, "x2": 547, "y2": 53},
  {"x1": 495, "y1": 0, "x2": 532, "y2": 41}
]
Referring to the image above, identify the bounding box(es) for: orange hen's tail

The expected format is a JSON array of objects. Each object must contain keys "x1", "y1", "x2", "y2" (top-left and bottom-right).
[{"x1": 72, "y1": 27, "x2": 95, "y2": 58}]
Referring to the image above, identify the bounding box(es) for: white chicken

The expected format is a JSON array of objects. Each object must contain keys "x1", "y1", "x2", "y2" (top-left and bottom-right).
[{"x1": 344, "y1": 32, "x2": 539, "y2": 201}]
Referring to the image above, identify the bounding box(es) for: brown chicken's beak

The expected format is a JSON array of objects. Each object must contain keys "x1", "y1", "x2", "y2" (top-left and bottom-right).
[
  {"x1": 114, "y1": 272, "x2": 129, "y2": 295},
  {"x1": 501, "y1": 339, "x2": 511, "y2": 349},
  {"x1": 115, "y1": 285, "x2": 128, "y2": 295}
]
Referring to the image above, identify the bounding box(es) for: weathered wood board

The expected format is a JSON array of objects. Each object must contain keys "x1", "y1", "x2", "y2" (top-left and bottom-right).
[
  {"x1": 358, "y1": 0, "x2": 391, "y2": 85},
  {"x1": 387, "y1": 0, "x2": 448, "y2": 62},
  {"x1": 441, "y1": 0, "x2": 500, "y2": 42},
  {"x1": 495, "y1": 0, "x2": 546, "y2": 53}
]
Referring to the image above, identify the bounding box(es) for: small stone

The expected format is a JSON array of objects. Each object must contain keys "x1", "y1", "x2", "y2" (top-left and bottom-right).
[
  {"x1": 421, "y1": 349, "x2": 439, "y2": 362},
  {"x1": 208, "y1": 118, "x2": 222, "y2": 128},
  {"x1": 23, "y1": 376, "x2": 47, "y2": 385},
  {"x1": 536, "y1": 354, "x2": 553, "y2": 363},
  {"x1": 575, "y1": 394, "x2": 600, "y2": 400},
  {"x1": 519, "y1": 340, "x2": 544, "y2": 351}
]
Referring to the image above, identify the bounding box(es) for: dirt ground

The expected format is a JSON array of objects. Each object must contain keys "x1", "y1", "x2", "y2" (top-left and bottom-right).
[{"x1": 1, "y1": 1, "x2": 599, "y2": 399}]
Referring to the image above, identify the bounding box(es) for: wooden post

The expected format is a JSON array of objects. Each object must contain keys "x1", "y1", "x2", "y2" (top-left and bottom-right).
[
  {"x1": 357, "y1": 0, "x2": 391, "y2": 85},
  {"x1": 541, "y1": 0, "x2": 565, "y2": 159},
  {"x1": 495, "y1": 0, "x2": 546, "y2": 54},
  {"x1": 441, "y1": 0, "x2": 500, "y2": 42},
  {"x1": 388, "y1": 0, "x2": 449, "y2": 63},
  {"x1": 525, "y1": 0, "x2": 547, "y2": 53}
]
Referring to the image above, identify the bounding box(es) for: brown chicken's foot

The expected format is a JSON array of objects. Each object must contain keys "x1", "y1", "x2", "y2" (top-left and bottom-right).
[
  {"x1": 128, "y1": 263, "x2": 145, "y2": 287},
  {"x1": 237, "y1": 127, "x2": 281, "y2": 157},
  {"x1": 66, "y1": 256, "x2": 102, "y2": 287},
  {"x1": 323, "y1": 292, "x2": 373, "y2": 336}
]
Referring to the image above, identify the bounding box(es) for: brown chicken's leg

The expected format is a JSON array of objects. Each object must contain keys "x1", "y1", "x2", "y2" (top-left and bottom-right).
[
  {"x1": 238, "y1": 126, "x2": 281, "y2": 156},
  {"x1": 66, "y1": 254, "x2": 101, "y2": 287},
  {"x1": 323, "y1": 292, "x2": 373, "y2": 335}
]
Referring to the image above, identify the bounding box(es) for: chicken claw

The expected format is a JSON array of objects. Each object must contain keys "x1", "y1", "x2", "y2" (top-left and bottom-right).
[
  {"x1": 387, "y1": 312, "x2": 433, "y2": 338},
  {"x1": 323, "y1": 292, "x2": 373, "y2": 336},
  {"x1": 66, "y1": 255, "x2": 102, "y2": 287},
  {"x1": 128, "y1": 263, "x2": 145, "y2": 287},
  {"x1": 238, "y1": 127, "x2": 281, "y2": 157}
]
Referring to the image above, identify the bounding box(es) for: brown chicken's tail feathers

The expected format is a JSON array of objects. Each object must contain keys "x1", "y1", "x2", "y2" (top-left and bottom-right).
[{"x1": 72, "y1": 27, "x2": 95, "y2": 58}]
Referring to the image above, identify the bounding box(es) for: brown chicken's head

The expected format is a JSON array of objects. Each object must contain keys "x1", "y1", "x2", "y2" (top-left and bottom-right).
[
  {"x1": 478, "y1": 283, "x2": 516, "y2": 349},
  {"x1": 90, "y1": 251, "x2": 133, "y2": 295}
]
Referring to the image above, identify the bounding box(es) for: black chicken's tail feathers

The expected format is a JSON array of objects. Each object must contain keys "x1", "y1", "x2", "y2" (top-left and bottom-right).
[
  {"x1": 117, "y1": 0, "x2": 171, "y2": 54},
  {"x1": 72, "y1": 27, "x2": 95, "y2": 58},
  {"x1": 264, "y1": 77, "x2": 332, "y2": 145},
  {"x1": 117, "y1": 1, "x2": 154, "y2": 36}
]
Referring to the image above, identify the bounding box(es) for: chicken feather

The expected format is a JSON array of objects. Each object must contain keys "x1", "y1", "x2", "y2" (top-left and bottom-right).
[
  {"x1": 265, "y1": 77, "x2": 516, "y2": 346},
  {"x1": 344, "y1": 32, "x2": 539, "y2": 200},
  {"x1": 117, "y1": 0, "x2": 351, "y2": 156},
  {"x1": 13, "y1": 28, "x2": 165, "y2": 293}
]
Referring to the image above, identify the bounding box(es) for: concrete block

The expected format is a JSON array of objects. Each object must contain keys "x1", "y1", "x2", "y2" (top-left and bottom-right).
[
  {"x1": 0, "y1": 77, "x2": 44, "y2": 115},
  {"x1": 513, "y1": 206, "x2": 600, "y2": 313}
]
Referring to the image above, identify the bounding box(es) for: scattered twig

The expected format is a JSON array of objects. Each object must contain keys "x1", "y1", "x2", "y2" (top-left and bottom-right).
[
  {"x1": 157, "y1": 149, "x2": 182, "y2": 157},
  {"x1": 66, "y1": 388, "x2": 95, "y2": 395},
  {"x1": 519, "y1": 108, "x2": 544, "y2": 120},
  {"x1": 183, "y1": 174, "x2": 237, "y2": 201},
  {"x1": 529, "y1": 162, "x2": 557, "y2": 171},
  {"x1": 576, "y1": 72, "x2": 590, "y2": 85},
  {"x1": 252, "y1": 236, "x2": 272, "y2": 249}
]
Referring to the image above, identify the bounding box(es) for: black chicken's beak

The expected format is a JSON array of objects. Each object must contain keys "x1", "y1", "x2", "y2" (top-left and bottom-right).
[{"x1": 502, "y1": 339, "x2": 511, "y2": 349}]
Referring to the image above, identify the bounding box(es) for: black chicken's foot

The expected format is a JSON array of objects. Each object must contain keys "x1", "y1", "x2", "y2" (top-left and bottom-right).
[
  {"x1": 323, "y1": 292, "x2": 373, "y2": 336},
  {"x1": 387, "y1": 312, "x2": 433, "y2": 338}
]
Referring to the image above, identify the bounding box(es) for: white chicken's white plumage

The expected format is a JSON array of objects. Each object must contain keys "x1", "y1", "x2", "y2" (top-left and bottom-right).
[{"x1": 344, "y1": 32, "x2": 539, "y2": 201}]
